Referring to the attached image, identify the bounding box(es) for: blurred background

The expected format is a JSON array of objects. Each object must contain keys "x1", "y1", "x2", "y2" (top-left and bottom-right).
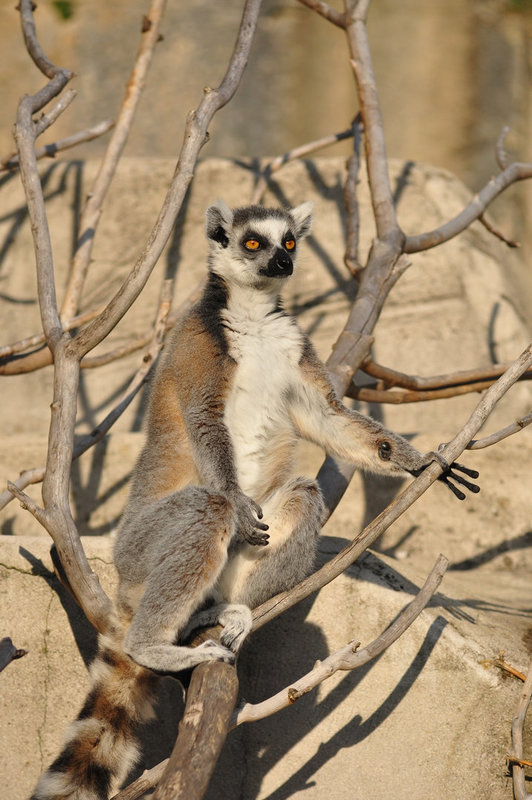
[{"x1": 1, "y1": 0, "x2": 531, "y2": 243}]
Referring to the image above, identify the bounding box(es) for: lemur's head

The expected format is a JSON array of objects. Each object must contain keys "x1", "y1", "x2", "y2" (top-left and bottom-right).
[{"x1": 205, "y1": 200, "x2": 313, "y2": 290}]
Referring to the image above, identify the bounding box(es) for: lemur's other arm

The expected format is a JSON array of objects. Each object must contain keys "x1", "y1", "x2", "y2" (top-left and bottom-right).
[{"x1": 289, "y1": 341, "x2": 479, "y2": 499}]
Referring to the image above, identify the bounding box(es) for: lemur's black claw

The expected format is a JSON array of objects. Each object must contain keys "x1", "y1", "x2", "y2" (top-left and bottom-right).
[
  {"x1": 439, "y1": 475, "x2": 466, "y2": 501},
  {"x1": 438, "y1": 460, "x2": 480, "y2": 499},
  {"x1": 449, "y1": 461, "x2": 479, "y2": 480}
]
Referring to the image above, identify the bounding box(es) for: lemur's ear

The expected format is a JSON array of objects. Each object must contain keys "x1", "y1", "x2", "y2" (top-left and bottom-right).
[
  {"x1": 206, "y1": 200, "x2": 233, "y2": 247},
  {"x1": 290, "y1": 201, "x2": 313, "y2": 240}
]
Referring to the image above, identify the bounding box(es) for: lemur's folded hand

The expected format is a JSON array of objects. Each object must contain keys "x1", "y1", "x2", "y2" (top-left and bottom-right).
[
  {"x1": 231, "y1": 493, "x2": 269, "y2": 546},
  {"x1": 411, "y1": 452, "x2": 480, "y2": 501}
]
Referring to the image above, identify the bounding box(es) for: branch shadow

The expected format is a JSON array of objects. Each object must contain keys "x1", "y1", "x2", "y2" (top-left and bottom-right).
[{"x1": 257, "y1": 617, "x2": 447, "y2": 800}]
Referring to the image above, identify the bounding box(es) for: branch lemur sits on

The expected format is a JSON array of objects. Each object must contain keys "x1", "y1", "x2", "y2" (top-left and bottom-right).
[{"x1": 32, "y1": 201, "x2": 479, "y2": 800}]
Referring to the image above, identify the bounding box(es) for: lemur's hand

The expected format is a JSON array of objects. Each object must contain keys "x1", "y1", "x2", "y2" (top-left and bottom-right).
[
  {"x1": 411, "y1": 451, "x2": 480, "y2": 501},
  {"x1": 231, "y1": 493, "x2": 269, "y2": 546}
]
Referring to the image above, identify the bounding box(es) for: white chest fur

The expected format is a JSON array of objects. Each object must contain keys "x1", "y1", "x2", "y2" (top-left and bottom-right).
[{"x1": 222, "y1": 299, "x2": 303, "y2": 497}]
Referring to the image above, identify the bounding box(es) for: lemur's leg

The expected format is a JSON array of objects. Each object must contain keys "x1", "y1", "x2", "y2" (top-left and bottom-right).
[
  {"x1": 181, "y1": 603, "x2": 253, "y2": 653},
  {"x1": 218, "y1": 477, "x2": 325, "y2": 610},
  {"x1": 122, "y1": 490, "x2": 239, "y2": 673}
]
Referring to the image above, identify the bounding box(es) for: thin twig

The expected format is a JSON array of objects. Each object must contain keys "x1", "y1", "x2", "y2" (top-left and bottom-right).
[
  {"x1": 251, "y1": 128, "x2": 354, "y2": 204},
  {"x1": 468, "y1": 412, "x2": 532, "y2": 450},
  {"x1": 478, "y1": 213, "x2": 519, "y2": 248},
  {"x1": 494, "y1": 654, "x2": 527, "y2": 683},
  {"x1": 0, "y1": 88, "x2": 77, "y2": 169},
  {"x1": 232, "y1": 554, "x2": 447, "y2": 727},
  {"x1": 346, "y1": 2, "x2": 399, "y2": 244},
  {"x1": 1, "y1": 119, "x2": 114, "y2": 171},
  {"x1": 297, "y1": 0, "x2": 346, "y2": 28}
]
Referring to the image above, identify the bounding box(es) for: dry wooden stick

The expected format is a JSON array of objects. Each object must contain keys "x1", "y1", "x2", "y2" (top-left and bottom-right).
[
  {"x1": 231, "y1": 553, "x2": 448, "y2": 727},
  {"x1": 297, "y1": 0, "x2": 346, "y2": 28},
  {"x1": 251, "y1": 127, "x2": 354, "y2": 204},
  {"x1": 404, "y1": 159, "x2": 532, "y2": 253},
  {"x1": 467, "y1": 412, "x2": 532, "y2": 450},
  {"x1": 348, "y1": 376, "x2": 531, "y2": 404},
  {"x1": 152, "y1": 662, "x2": 239, "y2": 800},
  {"x1": 509, "y1": 658, "x2": 532, "y2": 799},
  {"x1": 59, "y1": 0, "x2": 167, "y2": 322},
  {"x1": 1, "y1": 119, "x2": 114, "y2": 171},
  {"x1": 343, "y1": 112, "x2": 363, "y2": 275},
  {"x1": 360, "y1": 357, "x2": 531, "y2": 391},
  {"x1": 494, "y1": 653, "x2": 527, "y2": 683}
]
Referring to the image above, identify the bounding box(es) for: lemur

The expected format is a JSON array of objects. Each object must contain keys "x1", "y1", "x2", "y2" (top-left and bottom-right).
[{"x1": 32, "y1": 200, "x2": 479, "y2": 800}]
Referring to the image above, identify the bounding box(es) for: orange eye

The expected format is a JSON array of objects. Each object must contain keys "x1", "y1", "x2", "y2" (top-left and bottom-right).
[
  {"x1": 285, "y1": 239, "x2": 296, "y2": 251},
  {"x1": 244, "y1": 239, "x2": 260, "y2": 251}
]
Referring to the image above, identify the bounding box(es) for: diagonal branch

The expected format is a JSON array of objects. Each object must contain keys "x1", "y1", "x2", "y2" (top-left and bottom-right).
[
  {"x1": 231, "y1": 553, "x2": 448, "y2": 727},
  {"x1": 404, "y1": 160, "x2": 532, "y2": 253}
]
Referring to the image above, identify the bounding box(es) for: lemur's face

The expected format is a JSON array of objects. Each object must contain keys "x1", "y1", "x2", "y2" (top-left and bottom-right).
[{"x1": 206, "y1": 201, "x2": 312, "y2": 290}]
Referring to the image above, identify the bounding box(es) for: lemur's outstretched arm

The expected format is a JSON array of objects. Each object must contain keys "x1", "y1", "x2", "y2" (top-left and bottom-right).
[{"x1": 290, "y1": 341, "x2": 479, "y2": 499}]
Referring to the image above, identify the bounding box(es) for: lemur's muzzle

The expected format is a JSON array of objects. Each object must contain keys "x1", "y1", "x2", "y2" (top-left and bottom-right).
[{"x1": 264, "y1": 248, "x2": 293, "y2": 277}]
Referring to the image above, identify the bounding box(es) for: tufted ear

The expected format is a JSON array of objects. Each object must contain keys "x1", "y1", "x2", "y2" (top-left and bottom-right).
[
  {"x1": 206, "y1": 199, "x2": 233, "y2": 247},
  {"x1": 290, "y1": 201, "x2": 313, "y2": 240}
]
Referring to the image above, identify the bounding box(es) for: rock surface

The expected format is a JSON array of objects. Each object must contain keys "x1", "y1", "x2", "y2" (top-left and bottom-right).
[{"x1": 0, "y1": 157, "x2": 531, "y2": 799}]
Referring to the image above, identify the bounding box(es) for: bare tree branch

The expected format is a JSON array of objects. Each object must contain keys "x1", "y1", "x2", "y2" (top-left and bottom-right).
[
  {"x1": 360, "y1": 357, "x2": 531, "y2": 391},
  {"x1": 59, "y1": 0, "x2": 167, "y2": 322},
  {"x1": 152, "y1": 662, "x2": 239, "y2": 800},
  {"x1": 347, "y1": 375, "x2": 532, "y2": 404},
  {"x1": 468, "y1": 412, "x2": 532, "y2": 450},
  {"x1": 231, "y1": 553, "x2": 447, "y2": 727},
  {"x1": 1, "y1": 119, "x2": 114, "y2": 171},
  {"x1": 345, "y1": 2, "x2": 399, "y2": 244},
  {"x1": 404, "y1": 160, "x2": 532, "y2": 253},
  {"x1": 297, "y1": 0, "x2": 346, "y2": 28},
  {"x1": 508, "y1": 658, "x2": 532, "y2": 800},
  {"x1": 251, "y1": 127, "x2": 354, "y2": 204},
  {"x1": 343, "y1": 112, "x2": 363, "y2": 275}
]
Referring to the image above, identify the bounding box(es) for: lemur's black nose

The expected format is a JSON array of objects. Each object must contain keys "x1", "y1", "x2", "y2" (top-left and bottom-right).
[{"x1": 266, "y1": 248, "x2": 293, "y2": 277}]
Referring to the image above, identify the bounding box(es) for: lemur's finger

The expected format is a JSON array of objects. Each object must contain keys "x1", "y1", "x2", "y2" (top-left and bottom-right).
[
  {"x1": 450, "y1": 461, "x2": 479, "y2": 480},
  {"x1": 254, "y1": 520, "x2": 269, "y2": 531},
  {"x1": 250, "y1": 499, "x2": 264, "y2": 519},
  {"x1": 439, "y1": 475, "x2": 466, "y2": 501},
  {"x1": 250, "y1": 531, "x2": 270, "y2": 546},
  {"x1": 448, "y1": 470, "x2": 480, "y2": 494}
]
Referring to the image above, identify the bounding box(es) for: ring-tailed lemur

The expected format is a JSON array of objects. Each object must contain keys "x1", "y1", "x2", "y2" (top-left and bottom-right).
[{"x1": 32, "y1": 200, "x2": 479, "y2": 800}]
